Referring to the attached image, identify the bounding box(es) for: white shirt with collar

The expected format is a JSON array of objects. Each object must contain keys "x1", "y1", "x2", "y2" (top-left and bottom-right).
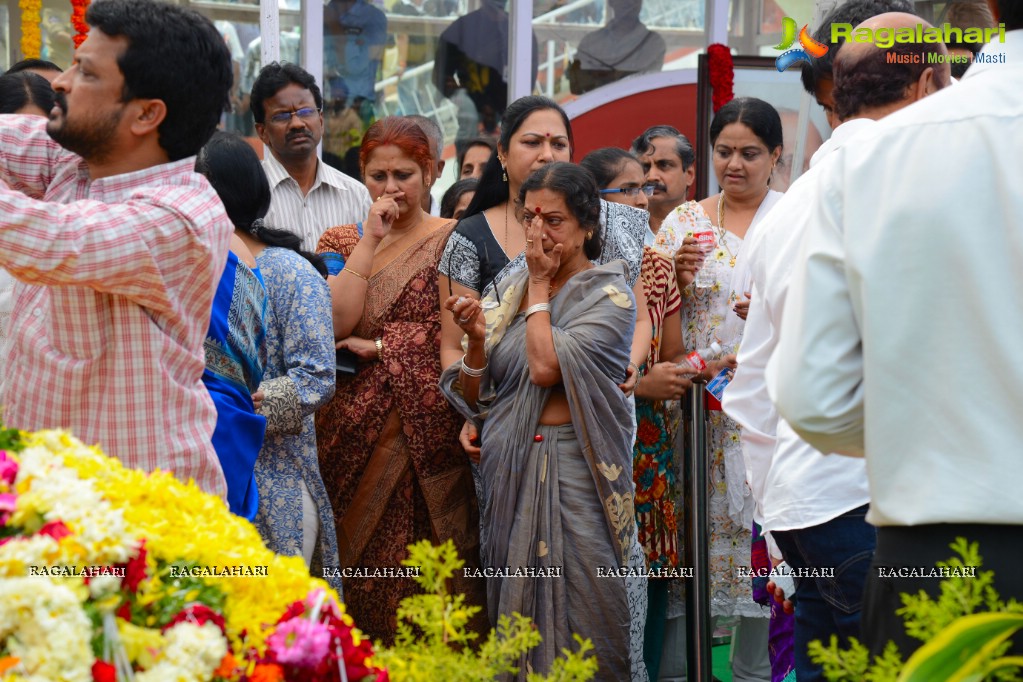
[
  {"x1": 722, "y1": 118, "x2": 875, "y2": 534},
  {"x1": 766, "y1": 30, "x2": 1023, "y2": 527},
  {"x1": 262, "y1": 152, "x2": 372, "y2": 252}
]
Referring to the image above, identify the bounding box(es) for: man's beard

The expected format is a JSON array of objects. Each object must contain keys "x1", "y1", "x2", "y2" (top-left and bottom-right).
[{"x1": 47, "y1": 92, "x2": 124, "y2": 163}]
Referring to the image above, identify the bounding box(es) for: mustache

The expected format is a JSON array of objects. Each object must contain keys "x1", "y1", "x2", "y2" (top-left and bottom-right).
[
  {"x1": 286, "y1": 130, "x2": 312, "y2": 141},
  {"x1": 645, "y1": 183, "x2": 667, "y2": 193}
]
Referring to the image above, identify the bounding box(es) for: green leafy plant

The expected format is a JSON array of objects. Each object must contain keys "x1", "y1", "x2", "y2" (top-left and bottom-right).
[
  {"x1": 373, "y1": 540, "x2": 599, "y2": 682},
  {"x1": 808, "y1": 538, "x2": 1023, "y2": 682}
]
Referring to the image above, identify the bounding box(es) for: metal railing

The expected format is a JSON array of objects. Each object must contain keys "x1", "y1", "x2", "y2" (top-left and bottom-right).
[{"x1": 684, "y1": 383, "x2": 713, "y2": 682}]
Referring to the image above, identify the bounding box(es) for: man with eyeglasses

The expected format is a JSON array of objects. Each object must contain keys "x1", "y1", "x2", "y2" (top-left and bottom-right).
[
  {"x1": 250, "y1": 62, "x2": 371, "y2": 252},
  {"x1": 599, "y1": 185, "x2": 655, "y2": 200},
  {"x1": 630, "y1": 125, "x2": 695, "y2": 233}
]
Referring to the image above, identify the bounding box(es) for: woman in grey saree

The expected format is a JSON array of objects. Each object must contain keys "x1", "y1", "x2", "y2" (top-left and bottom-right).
[{"x1": 440, "y1": 163, "x2": 648, "y2": 681}]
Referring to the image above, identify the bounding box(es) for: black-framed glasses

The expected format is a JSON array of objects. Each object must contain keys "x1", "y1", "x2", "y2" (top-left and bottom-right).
[
  {"x1": 268, "y1": 107, "x2": 321, "y2": 125},
  {"x1": 600, "y1": 186, "x2": 655, "y2": 197}
]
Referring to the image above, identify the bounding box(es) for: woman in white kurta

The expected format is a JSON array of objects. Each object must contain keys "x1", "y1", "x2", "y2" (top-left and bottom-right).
[{"x1": 657, "y1": 96, "x2": 784, "y2": 679}]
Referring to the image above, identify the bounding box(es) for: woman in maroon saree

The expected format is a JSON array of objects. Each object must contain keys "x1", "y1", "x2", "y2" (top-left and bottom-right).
[{"x1": 316, "y1": 117, "x2": 484, "y2": 643}]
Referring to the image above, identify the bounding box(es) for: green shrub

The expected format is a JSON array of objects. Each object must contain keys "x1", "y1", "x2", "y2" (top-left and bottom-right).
[
  {"x1": 808, "y1": 538, "x2": 1023, "y2": 682},
  {"x1": 373, "y1": 540, "x2": 599, "y2": 682}
]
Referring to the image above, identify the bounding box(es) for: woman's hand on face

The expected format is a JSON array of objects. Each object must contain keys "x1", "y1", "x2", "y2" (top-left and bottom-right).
[
  {"x1": 364, "y1": 192, "x2": 404, "y2": 241},
  {"x1": 444, "y1": 294, "x2": 486, "y2": 342},
  {"x1": 674, "y1": 237, "x2": 704, "y2": 289},
  {"x1": 524, "y1": 213, "x2": 561, "y2": 284},
  {"x1": 335, "y1": 336, "x2": 377, "y2": 360},
  {"x1": 639, "y1": 362, "x2": 698, "y2": 400},
  {"x1": 459, "y1": 420, "x2": 481, "y2": 464}
]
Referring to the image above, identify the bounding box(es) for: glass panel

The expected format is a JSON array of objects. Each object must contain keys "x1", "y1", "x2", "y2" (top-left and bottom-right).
[
  {"x1": 531, "y1": 0, "x2": 706, "y2": 101},
  {"x1": 321, "y1": 0, "x2": 464, "y2": 175},
  {"x1": 171, "y1": 1, "x2": 301, "y2": 135}
]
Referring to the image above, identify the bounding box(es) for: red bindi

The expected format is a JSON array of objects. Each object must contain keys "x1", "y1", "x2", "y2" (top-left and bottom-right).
[{"x1": 535, "y1": 206, "x2": 542, "y2": 215}]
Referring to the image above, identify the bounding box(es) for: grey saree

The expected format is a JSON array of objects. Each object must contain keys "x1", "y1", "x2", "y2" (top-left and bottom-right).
[{"x1": 440, "y1": 261, "x2": 649, "y2": 680}]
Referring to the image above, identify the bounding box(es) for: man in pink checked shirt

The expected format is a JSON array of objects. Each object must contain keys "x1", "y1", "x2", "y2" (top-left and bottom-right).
[{"x1": 0, "y1": 0, "x2": 234, "y2": 498}]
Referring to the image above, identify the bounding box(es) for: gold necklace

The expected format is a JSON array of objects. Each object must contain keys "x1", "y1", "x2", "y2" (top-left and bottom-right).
[{"x1": 716, "y1": 193, "x2": 737, "y2": 267}]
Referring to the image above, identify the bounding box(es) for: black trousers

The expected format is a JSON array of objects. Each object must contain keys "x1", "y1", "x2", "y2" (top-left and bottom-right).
[{"x1": 863, "y1": 523, "x2": 1023, "y2": 659}]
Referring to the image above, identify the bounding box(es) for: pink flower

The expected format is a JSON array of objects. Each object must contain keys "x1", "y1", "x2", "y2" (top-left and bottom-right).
[
  {"x1": 0, "y1": 493, "x2": 15, "y2": 526},
  {"x1": 0, "y1": 451, "x2": 17, "y2": 486},
  {"x1": 267, "y1": 617, "x2": 332, "y2": 668},
  {"x1": 38, "y1": 520, "x2": 72, "y2": 541}
]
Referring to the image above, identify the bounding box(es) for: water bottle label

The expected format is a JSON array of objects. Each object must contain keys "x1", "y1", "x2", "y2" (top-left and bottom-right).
[
  {"x1": 693, "y1": 230, "x2": 716, "y2": 255},
  {"x1": 706, "y1": 367, "x2": 732, "y2": 400},
  {"x1": 684, "y1": 350, "x2": 707, "y2": 371}
]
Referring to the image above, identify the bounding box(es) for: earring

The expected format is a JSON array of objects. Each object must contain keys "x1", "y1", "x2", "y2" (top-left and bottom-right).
[
  {"x1": 502, "y1": 166, "x2": 508, "y2": 182},
  {"x1": 586, "y1": 231, "x2": 593, "y2": 240}
]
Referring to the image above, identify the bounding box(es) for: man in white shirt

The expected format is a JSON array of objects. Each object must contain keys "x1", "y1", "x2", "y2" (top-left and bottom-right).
[
  {"x1": 768, "y1": 0, "x2": 1023, "y2": 660},
  {"x1": 725, "y1": 9, "x2": 949, "y2": 677},
  {"x1": 250, "y1": 62, "x2": 371, "y2": 252}
]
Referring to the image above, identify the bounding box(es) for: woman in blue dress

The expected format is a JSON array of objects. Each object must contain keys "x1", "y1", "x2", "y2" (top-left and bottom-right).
[{"x1": 197, "y1": 133, "x2": 342, "y2": 591}]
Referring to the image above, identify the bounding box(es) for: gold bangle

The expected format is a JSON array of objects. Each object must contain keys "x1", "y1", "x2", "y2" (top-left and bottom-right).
[
  {"x1": 375, "y1": 338, "x2": 383, "y2": 361},
  {"x1": 342, "y1": 268, "x2": 368, "y2": 281}
]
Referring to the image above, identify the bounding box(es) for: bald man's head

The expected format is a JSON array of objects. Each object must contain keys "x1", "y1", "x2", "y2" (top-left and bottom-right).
[{"x1": 832, "y1": 12, "x2": 950, "y2": 122}]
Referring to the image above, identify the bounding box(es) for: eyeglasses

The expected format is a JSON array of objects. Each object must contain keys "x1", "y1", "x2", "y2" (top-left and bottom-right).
[
  {"x1": 600, "y1": 186, "x2": 655, "y2": 197},
  {"x1": 268, "y1": 107, "x2": 321, "y2": 125}
]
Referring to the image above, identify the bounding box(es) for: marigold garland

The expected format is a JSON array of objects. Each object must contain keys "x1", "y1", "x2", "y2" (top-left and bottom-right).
[
  {"x1": 18, "y1": 0, "x2": 42, "y2": 59},
  {"x1": 0, "y1": 429, "x2": 389, "y2": 682},
  {"x1": 707, "y1": 43, "x2": 735, "y2": 112},
  {"x1": 71, "y1": 0, "x2": 91, "y2": 48}
]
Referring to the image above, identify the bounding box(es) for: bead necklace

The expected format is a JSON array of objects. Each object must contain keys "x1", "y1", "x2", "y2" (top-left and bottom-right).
[{"x1": 716, "y1": 193, "x2": 738, "y2": 267}]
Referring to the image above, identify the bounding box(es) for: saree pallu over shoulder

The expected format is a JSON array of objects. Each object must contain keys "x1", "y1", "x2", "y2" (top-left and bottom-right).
[
  {"x1": 316, "y1": 221, "x2": 486, "y2": 644},
  {"x1": 439, "y1": 261, "x2": 641, "y2": 679},
  {"x1": 203, "y1": 251, "x2": 268, "y2": 520}
]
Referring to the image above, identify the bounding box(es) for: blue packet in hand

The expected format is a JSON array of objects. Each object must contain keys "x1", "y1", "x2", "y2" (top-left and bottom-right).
[{"x1": 706, "y1": 367, "x2": 733, "y2": 401}]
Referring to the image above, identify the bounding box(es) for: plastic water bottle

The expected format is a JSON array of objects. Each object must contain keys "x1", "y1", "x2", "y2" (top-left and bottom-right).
[
  {"x1": 692, "y1": 217, "x2": 718, "y2": 289},
  {"x1": 682, "y1": 342, "x2": 723, "y2": 372}
]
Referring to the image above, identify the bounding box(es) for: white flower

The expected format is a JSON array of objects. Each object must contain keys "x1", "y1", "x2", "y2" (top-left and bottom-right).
[
  {"x1": 135, "y1": 621, "x2": 228, "y2": 682},
  {"x1": 0, "y1": 577, "x2": 95, "y2": 682},
  {"x1": 89, "y1": 574, "x2": 123, "y2": 600}
]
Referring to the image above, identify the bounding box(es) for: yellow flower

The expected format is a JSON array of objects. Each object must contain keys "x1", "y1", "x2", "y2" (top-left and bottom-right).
[{"x1": 18, "y1": 0, "x2": 42, "y2": 58}]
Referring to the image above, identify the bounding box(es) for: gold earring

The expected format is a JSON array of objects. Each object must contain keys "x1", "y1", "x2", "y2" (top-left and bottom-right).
[{"x1": 586, "y1": 231, "x2": 593, "y2": 240}]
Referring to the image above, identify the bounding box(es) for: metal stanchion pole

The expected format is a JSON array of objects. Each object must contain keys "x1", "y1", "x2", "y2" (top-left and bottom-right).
[{"x1": 683, "y1": 383, "x2": 712, "y2": 681}]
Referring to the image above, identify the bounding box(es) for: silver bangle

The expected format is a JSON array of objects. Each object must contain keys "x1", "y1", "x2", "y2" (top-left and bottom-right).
[
  {"x1": 525, "y1": 303, "x2": 551, "y2": 318},
  {"x1": 460, "y1": 354, "x2": 487, "y2": 377}
]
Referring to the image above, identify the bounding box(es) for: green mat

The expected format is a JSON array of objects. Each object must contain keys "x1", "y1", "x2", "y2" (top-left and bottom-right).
[{"x1": 712, "y1": 642, "x2": 732, "y2": 681}]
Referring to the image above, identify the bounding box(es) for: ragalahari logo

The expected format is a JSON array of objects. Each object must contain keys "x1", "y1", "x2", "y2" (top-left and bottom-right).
[{"x1": 774, "y1": 17, "x2": 829, "y2": 72}]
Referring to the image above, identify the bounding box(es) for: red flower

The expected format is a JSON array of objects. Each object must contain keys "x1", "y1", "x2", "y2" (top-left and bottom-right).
[
  {"x1": 707, "y1": 44, "x2": 735, "y2": 112},
  {"x1": 121, "y1": 540, "x2": 147, "y2": 593},
  {"x1": 91, "y1": 660, "x2": 116, "y2": 682},
  {"x1": 115, "y1": 601, "x2": 132, "y2": 621},
  {"x1": 38, "y1": 520, "x2": 72, "y2": 541},
  {"x1": 163, "y1": 604, "x2": 227, "y2": 636},
  {"x1": 637, "y1": 420, "x2": 664, "y2": 447},
  {"x1": 71, "y1": 0, "x2": 91, "y2": 48}
]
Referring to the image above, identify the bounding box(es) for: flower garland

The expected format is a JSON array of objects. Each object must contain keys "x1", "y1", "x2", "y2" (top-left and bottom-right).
[
  {"x1": 706, "y1": 43, "x2": 735, "y2": 112},
  {"x1": 18, "y1": 0, "x2": 42, "y2": 59},
  {"x1": 0, "y1": 429, "x2": 389, "y2": 682},
  {"x1": 71, "y1": 0, "x2": 91, "y2": 48}
]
